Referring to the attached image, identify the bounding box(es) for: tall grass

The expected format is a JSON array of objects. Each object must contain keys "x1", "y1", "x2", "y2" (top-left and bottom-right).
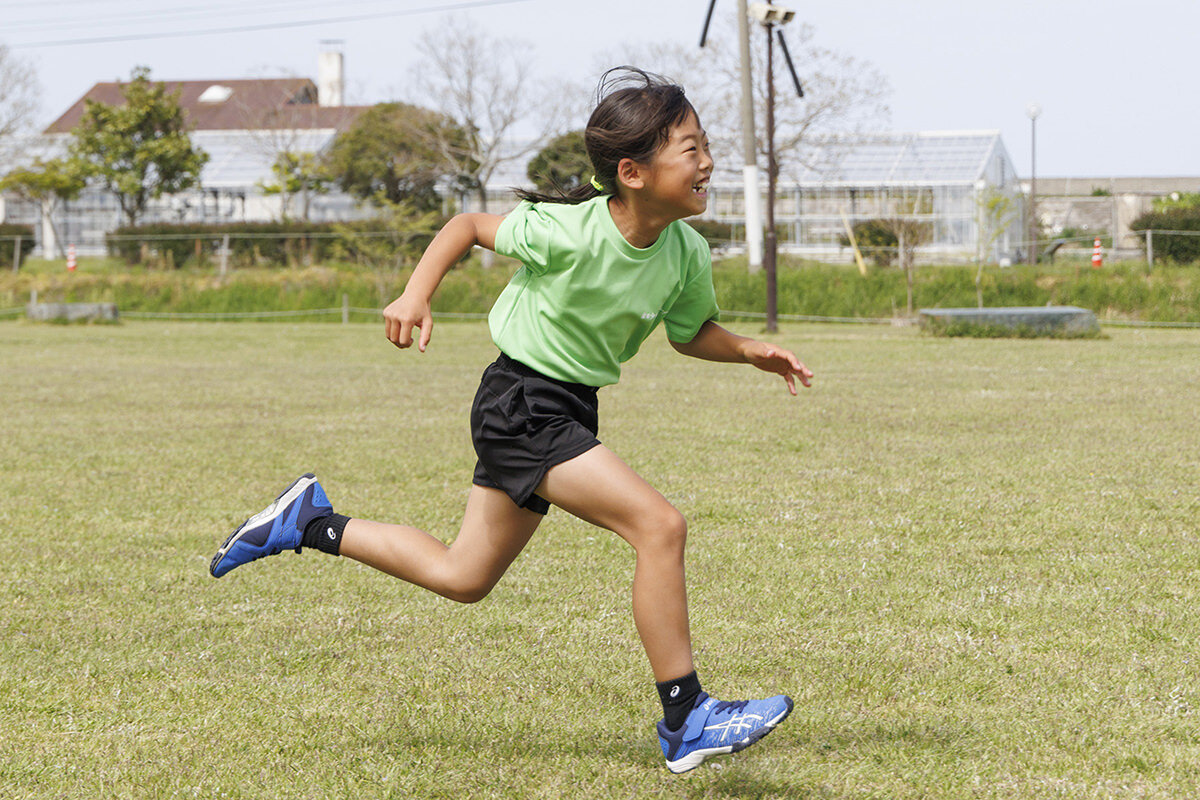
[
  {"x1": 4, "y1": 256, "x2": 1200, "y2": 323},
  {"x1": 714, "y1": 259, "x2": 1200, "y2": 323}
]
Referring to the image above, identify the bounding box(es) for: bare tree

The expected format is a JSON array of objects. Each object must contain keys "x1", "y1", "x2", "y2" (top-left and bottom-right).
[
  {"x1": 607, "y1": 17, "x2": 888, "y2": 181},
  {"x1": 877, "y1": 188, "x2": 933, "y2": 317},
  {"x1": 0, "y1": 42, "x2": 39, "y2": 162},
  {"x1": 975, "y1": 186, "x2": 1018, "y2": 307},
  {"x1": 735, "y1": 22, "x2": 890, "y2": 182},
  {"x1": 686, "y1": 18, "x2": 892, "y2": 181},
  {"x1": 408, "y1": 17, "x2": 565, "y2": 266}
]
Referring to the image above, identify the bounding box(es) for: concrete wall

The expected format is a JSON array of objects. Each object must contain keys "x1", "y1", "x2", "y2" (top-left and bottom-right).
[{"x1": 1029, "y1": 176, "x2": 1200, "y2": 257}]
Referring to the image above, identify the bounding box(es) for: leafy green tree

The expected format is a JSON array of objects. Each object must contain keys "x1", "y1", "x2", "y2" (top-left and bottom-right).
[
  {"x1": 258, "y1": 151, "x2": 329, "y2": 222},
  {"x1": 0, "y1": 158, "x2": 87, "y2": 259},
  {"x1": 67, "y1": 66, "x2": 208, "y2": 226},
  {"x1": 876, "y1": 189, "x2": 933, "y2": 316},
  {"x1": 526, "y1": 131, "x2": 590, "y2": 194},
  {"x1": 324, "y1": 102, "x2": 463, "y2": 212},
  {"x1": 1152, "y1": 192, "x2": 1200, "y2": 212},
  {"x1": 0, "y1": 157, "x2": 87, "y2": 203}
]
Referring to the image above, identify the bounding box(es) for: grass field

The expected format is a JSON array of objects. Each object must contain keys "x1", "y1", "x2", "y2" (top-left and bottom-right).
[{"x1": 2, "y1": 320, "x2": 1198, "y2": 799}]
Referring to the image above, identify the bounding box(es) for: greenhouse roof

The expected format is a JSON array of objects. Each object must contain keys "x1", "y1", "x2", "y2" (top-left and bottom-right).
[{"x1": 789, "y1": 131, "x2": 1010, "y2": 187}]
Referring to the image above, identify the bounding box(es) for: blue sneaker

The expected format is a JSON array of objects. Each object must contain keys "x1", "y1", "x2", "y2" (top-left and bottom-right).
[
  {"x1": 657, "y1": 692, "x2": 793, "y2": 773},
  {"x1": 209, "y1": 473, "x2": 333, "y2": 578}
]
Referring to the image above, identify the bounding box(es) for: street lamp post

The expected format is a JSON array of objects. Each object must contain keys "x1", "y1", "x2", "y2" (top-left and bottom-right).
[{"x1": 1026, "y1": 102, "x2": 1041, "y2": 265}]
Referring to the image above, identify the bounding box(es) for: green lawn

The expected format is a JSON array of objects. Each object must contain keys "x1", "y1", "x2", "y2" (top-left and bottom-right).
[{"x1": 1, "y1": 320, "x2": 1198, "y2": 799}]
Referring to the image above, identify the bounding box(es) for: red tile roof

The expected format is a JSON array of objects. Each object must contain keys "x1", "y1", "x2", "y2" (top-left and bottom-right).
[{"x1": 44, "y1": 78, "x2": 367, "y2": 134}]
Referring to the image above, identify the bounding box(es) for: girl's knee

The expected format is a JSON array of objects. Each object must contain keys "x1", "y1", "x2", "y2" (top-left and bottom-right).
[
  {"x1": 634, "y1": 505, "x2": 687, "y2": 557},
  {"x1": 438, "y1": 571, "x2": 499, "y2": 604}
]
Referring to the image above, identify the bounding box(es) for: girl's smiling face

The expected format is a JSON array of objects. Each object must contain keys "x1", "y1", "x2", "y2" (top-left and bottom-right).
[{"x1": 638, "y1": 111, "x2": 714, "y2": 220}]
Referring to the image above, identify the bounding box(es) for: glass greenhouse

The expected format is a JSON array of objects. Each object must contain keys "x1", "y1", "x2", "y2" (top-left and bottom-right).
[{"x1": 704, "y1": 130, "x2": 1024, "y2": 263}]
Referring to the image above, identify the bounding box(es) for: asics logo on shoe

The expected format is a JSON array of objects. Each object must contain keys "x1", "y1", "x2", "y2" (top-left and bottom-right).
[
  {"x1": 670, "y1": 685, "x2": 680, "y2": 698},
  {"x1": 326, "y1": 526, "x2": 336, "y2": 540},
  {"x1": 705, "y1": 713, "x2": 766, "y2": 743}
]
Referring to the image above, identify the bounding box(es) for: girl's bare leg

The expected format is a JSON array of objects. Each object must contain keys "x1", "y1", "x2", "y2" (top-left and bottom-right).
[
  {"x1": 339, "y1": 485, "x2": 543, "y2": 604},
  {"x1": 536, "y1": 446, "x2": 694, "y2": 682}
]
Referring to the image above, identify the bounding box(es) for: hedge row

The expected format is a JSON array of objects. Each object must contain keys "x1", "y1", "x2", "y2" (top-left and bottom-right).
[
  {"x1": 1130, "y1": 207, "x2": 1200, "y2": 264},
  {"x1": 0, "y1": 223, "x2": 37, "y2": 263},
  {"x1": 105, "y1": 220, "x2": 439, "y2": 269},
  {"x1": 8, "y1": 260, "x2": 1200, "y2": 324}
]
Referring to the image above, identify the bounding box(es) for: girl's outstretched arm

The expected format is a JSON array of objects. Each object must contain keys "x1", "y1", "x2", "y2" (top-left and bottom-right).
[
  {"x1": 670, "y1": 320, "x2": 814, "y2": 395},
  {"x1": 383, "y1": 213, "x2": 504, "y2": 351}
]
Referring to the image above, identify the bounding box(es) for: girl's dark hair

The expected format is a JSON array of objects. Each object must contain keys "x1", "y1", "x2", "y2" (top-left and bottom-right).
[{"x1": 515, "y1": 66, "x2": 696, "y2": 204}]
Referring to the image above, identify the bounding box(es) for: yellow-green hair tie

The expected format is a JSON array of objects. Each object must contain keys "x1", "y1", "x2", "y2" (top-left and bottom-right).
[{"x1": 589, "y1": 175, "x2": 604, "y2": 192}]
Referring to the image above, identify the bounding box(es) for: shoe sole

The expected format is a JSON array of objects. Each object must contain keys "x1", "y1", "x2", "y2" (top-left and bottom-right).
[
  {"x1": 665, "y1": 699, "x2": 793, "y2": 774},
  {"x1": 209, "y1": 473, "x2": 317, "y2": 578}
]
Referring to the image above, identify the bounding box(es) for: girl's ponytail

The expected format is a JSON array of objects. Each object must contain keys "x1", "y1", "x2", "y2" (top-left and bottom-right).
[{"x1": 513, "y1": 178, "x2": 603, "y2": 205}]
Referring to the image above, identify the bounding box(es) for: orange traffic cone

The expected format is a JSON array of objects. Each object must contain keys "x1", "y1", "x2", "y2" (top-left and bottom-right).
[{"x1": 1091, "y1": 238, "x2": 1102, "y2": 269}]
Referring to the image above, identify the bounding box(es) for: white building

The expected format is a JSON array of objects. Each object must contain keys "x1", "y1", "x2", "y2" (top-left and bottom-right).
[{"x1": 2, "y1": 51, "x2": 368, "y2": 256}]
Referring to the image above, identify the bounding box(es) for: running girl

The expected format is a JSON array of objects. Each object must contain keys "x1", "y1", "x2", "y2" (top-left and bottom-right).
[{"x1": 211, "y1": 67, "x2": 813, "y2": 773}]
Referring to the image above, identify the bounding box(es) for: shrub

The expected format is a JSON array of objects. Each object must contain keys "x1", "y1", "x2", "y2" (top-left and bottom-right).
[
  {"x1": 687, "y1": 219, "x2": 736, "y2": 249},
  {"x1": 105, "y1": 218, "x2": 442, "y2": 269},
  {"x1": 839, "y1": 219, "x2": 898, "y2": 268},
  {"x1": 1130, "y1": 207, "x2": 1200, "y2": 264},
  {"x1": 0, "y1": 223, "x2": 37, "y2": 263}
]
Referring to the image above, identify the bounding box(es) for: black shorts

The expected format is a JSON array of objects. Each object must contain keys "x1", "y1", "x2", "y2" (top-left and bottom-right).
[{"x1": 471, "y1": 353, "x2": 601, "y2": 515}]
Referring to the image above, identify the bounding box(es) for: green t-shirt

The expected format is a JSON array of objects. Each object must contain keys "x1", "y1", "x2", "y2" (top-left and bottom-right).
[{"x1": 490, "y1": 196, "x2": 720, "y2": 387}]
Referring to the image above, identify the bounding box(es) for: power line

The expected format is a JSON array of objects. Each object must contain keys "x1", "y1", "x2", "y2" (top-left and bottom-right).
[
  {"x1": 8, "y1": 0, "x2": 531, "y2": 48},
  {"x1": 0, "y1": 0, "x2": 158, "y2": 7},
  {"x1": 3, "y1": 0, "x2": 390, "y2": 32}
]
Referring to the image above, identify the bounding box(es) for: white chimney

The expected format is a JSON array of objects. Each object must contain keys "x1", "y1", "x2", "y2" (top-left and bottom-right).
[{"x1": 317, "y1": 45, "x2": 344, "y2": 107}]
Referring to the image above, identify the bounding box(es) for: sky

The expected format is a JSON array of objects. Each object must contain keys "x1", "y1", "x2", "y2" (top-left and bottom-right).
[{"x1": 3, "y1": 0, "x2": 1194, "y2": 178}]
